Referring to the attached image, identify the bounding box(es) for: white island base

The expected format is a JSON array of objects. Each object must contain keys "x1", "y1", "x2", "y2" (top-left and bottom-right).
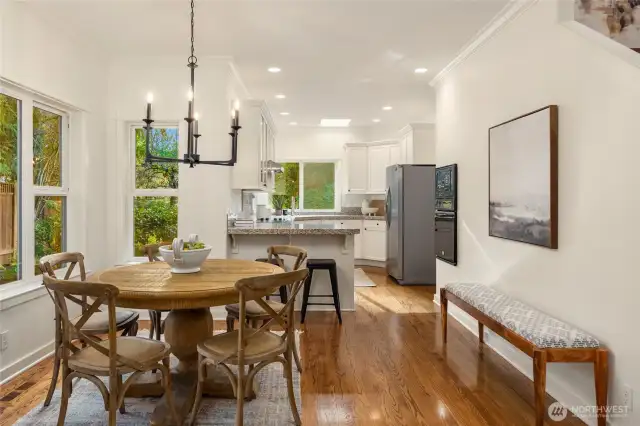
[{"x1": 227, "y1": 232, "x2": 356, "y2": 312}]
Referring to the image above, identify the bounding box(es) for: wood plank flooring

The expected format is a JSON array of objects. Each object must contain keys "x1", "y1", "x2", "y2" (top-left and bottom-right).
[{"x1": 0, "y1": 267, "x2": 585, "y2": 425}]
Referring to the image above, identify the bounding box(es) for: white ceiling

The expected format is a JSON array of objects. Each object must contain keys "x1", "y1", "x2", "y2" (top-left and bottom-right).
[{"x1": 23, "y1": 0, "x2": 508, "y2": 130}]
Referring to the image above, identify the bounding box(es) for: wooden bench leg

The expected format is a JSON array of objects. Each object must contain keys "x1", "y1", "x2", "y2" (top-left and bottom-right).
[
  {"x1": 594, "y1": 349, "x2": 608, "y2": 426},
  {"x1": 478, "y1": 323, "x2": 484, "y2": 344},
  {"x1": 440, "y1": 288, "x2": 448, "y2": 344},
  {"x1": 533, "y1": 349, "x2": 547, "y2": 426}
]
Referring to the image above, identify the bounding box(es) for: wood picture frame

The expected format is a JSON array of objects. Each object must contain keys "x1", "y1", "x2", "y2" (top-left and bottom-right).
[{"x1": 488, "y1": 105, "x2": 558, "y2": 249}]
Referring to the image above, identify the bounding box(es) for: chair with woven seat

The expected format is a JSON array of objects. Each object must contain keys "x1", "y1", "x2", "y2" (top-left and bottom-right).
[
  {"x1": 188, "y1": 268, "x2": 308, "y2": 426},
  {"x1": 41, "y1": 273, "x2": 180, "y2": 426},
  {"x1": 225, "y1": 245, "x2": 307, "y2": 373},
  {"x1": 39, "y1": 252, "x2": 140, "y2": 408},
  {"x1": 142, "y1": 242, "x2": 171, "y2": 340}
]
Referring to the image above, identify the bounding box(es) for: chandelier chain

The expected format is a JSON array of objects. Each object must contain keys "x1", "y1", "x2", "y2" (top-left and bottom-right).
[{"x1": 188, "y1": 0, "x2": 197, "y2": 65}]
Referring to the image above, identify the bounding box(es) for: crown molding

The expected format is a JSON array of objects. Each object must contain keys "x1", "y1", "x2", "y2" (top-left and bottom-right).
[{"x1": 429, "y1": 0, "x2": 538, "y2": 88}]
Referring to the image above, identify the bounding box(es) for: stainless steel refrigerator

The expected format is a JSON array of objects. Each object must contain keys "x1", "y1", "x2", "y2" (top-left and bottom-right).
[{"x1": 385, "y1": 164, "x2": 436, "y2": 285}]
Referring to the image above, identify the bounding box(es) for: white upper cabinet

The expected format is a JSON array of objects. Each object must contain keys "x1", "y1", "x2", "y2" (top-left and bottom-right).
[
  {"x1": 232, "y1": 100, "x2": 276, "y2": 190},
  {"x1": 344, "y1": 141, "x2": 399, "y2": 194},
  {"x1": 345, "y1": 145, "x2": 368, "y2": 193},
  {"x1": 367, "y1": 145, "x2": 390, "y2": 194},
  {"x1": 389, "y1": 143, "x2": 402, "y2": 166}
]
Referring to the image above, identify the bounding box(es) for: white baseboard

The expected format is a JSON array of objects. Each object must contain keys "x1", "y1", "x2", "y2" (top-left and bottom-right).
[
  {"x1": 433, "y1": 294, "x2": 601, "y2": 426},
  {"x1": 0, "y1": 340, "x2": 54, "y2": 384}
]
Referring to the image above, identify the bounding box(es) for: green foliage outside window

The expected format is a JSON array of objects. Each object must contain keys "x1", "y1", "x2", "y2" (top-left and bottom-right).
[
  {"x1": 303, "y1": 163, "x2": 335, "y2": 210},
  {"x1": 0, "y1": 94, "x2": 19, "y2": 284},
  {"x1": 134, "y1": 197, "x2": 178, "y2": 256},
  {"x1": 133, "y1": 128, "x2": 179, "y2": 256},
  {"x1": 274, "y1": 162, "x2": 335, "y2": 210}
]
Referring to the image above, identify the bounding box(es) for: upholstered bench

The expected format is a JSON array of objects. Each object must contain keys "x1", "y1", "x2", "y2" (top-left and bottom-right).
[{"x1": 441, "y1": 283, "x2": 608, "y2": 426}]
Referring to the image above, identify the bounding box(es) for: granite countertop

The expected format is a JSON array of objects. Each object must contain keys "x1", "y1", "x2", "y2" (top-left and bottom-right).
[
  {"x1": 228, "y1": 222, "x2": 361, "y2": 235},
  {"x1": 293, "y1": 214, "x2": 385, "y2": 221}
]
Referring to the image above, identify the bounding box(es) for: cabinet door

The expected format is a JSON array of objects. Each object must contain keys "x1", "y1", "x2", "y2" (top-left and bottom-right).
[
  {"x1": 362, "y1": 222, "x2": 386, "y2": 261},
  {"x1": 345, "y1": 146, "x2": 368, "y2": 193},
  {"x1": 389, "y1": 144, "x2": 402, "y2": 166},
  {"x1": 367, "y1": 145, "x2": 390, "y2": 193},
  {"x1": 342, "y1": 220, "x2": 363, "y2": 258}
]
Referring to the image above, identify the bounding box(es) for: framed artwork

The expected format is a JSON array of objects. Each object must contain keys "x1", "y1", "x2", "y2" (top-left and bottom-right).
[
  {"x1": 489, "y1": 105, "x2": 558, "y2": 249},
  {"x1": 574, "y1": 0, "x2": 640, "y2": 53}
]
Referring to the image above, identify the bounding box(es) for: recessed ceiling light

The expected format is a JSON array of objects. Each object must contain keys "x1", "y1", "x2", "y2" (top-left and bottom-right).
[
  {"x1": 372, "y1": 119, "x2": 381, "y2": 123},
  {"x1": 268, "y1": 67, "x2": 281, "y2": 73},
  {"x1": 414, "y1": 68, "x2": 428, "y2": 74},
  {"x1": 320, "y1": 118, "x2": 351, "y2": 127},
  {"x1": 280, "y1": 112, "x2": 290, "y2": 116},
  {"x1": 289, "y1": 122, "x2": 298, "y2": 126},
  {"x1": 275, "y1": 94, "x2": 286, "y2": 99},
  {"x1": 382, "y1": 106, "x2": 393, "y2": 111}
]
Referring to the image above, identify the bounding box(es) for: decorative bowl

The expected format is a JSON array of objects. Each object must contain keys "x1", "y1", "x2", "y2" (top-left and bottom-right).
[
  {"x1": 159, "y1": 236, "x2": 212, "y2": 274},
  {"x1": 361, "y1": 207, "x2": 379, "y2": 215}
]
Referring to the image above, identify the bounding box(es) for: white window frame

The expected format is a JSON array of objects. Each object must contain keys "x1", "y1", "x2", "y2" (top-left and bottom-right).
[
  {"x1": 276, "y1": 160, "x2": 341, "y2": 213},
  {"x1": 0, "y1": 84, "x2": 70, "y2": 288},
  {"x1": 128, "y1": 123, "x2": 180, "y2": 261}
]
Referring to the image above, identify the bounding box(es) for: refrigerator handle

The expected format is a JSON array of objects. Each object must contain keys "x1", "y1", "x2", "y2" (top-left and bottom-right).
[{"x1": 385, "y1": 187, "x2": 391, "y2": 229}]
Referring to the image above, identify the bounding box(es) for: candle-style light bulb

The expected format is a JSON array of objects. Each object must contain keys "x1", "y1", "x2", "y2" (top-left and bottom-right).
[
  {"x1": 194, "y1": 112, "x2": 200, "y2": 135},
  {"x1": 188, "y1": 89, "x2": 194, "y2": 101},
  {"x1": 146, "y1": 92, "x2": 153, "y2": 120},
  {"x1": 233, "y1": 100, "x2": 240, "y2": 127}
]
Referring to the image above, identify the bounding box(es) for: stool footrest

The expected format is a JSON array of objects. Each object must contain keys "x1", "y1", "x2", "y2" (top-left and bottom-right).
[{"x1": 305, "y1": 303, "x2": 336, "y2": 306}]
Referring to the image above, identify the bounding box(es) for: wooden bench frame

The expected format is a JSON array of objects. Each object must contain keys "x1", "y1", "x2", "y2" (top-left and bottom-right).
[{"x1": 440, "y1": 288, "x2": 608, "y2": 426}]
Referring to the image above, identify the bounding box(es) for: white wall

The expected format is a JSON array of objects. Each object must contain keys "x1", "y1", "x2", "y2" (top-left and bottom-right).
[
  {"x1": 435, "y1": 2, "x2": 639, "y2": 425},
  {"x1": 275, "y1": 126, "x2": 371, "y2": 161},
  {"x1": 0, "y1": 1, "x2": 108, "y2": 381}
]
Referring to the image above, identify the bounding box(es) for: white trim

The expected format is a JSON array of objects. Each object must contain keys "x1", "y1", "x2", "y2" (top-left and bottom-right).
[
  {"x1": 0, "y1": 268, "x2": 91, "y2": 311},
  {"x1": 0, "y1": 340, "x2": 54, "y2": 384},
  {"x1": 429, "y1": 0, "x2": 538, "y2": 88},
  {"x1": 433, "y1": 294, "x2": 600, "y2": 426},
  {"x1": 0, "y1": 77, "x2": 83, "y2": 113}
]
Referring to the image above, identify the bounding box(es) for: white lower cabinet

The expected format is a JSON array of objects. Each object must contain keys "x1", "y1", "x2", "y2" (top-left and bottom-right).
[{"x1": 362, "y1": 221, "x2": 386, "y2": 261}]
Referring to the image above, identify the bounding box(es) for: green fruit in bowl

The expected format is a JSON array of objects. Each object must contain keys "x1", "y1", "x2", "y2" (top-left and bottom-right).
[{"x1": 183, "y1": 242, "x2": 206, "y2": 251}]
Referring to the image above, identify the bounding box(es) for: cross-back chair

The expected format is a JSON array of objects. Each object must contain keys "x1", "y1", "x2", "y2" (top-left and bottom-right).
[
  {"x1": 39, "y1": 252, "x2": 139, "y2": 408},
  {"x1": 225, "y1": 245, "x2": 307, "y2": 373},
  {"x1": 188, "y1": 268, "x2": 309, "y2": 426},
  {"x1": 142, "y1": 242, "x2": 172, "y2": 340},
  {"x1": 41, "y1": 273, "x2": 180, "y2": 426}
]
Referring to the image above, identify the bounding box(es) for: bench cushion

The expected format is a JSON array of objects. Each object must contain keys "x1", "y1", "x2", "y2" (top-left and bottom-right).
[{"x1": 444, "y1": 283, "x2": 600, "y2": 349}]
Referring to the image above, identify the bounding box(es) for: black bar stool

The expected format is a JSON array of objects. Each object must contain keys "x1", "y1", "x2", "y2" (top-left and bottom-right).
[
  {"x1": 301, "y1": 259, "x2": 342, "y2": 324},
  {"x1": 256, "y1": 258, "x2": 288, "y2": 302}
]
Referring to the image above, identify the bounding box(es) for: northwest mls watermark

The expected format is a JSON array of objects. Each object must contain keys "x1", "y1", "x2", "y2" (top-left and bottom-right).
[{"x1": 548, "y1": 402, "x2": 629, "y2": 421}]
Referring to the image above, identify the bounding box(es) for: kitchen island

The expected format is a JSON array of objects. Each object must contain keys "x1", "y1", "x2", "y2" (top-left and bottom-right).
[{"x1": 227, "y1": 222, "x2": 360, "y2": 311}]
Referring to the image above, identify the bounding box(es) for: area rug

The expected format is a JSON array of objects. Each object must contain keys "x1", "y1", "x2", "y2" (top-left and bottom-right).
[
  {"x1": 16, "y1": 331, "x2": 301, "y2": 425},
  {"x1": 354, "y1": 268, "x2": 376, "y2": 287}
]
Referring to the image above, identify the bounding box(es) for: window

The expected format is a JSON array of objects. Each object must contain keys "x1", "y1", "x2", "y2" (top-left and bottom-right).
[
  {"x1": 0, "y1": 93, "x2": 20, "y2": 284},
  {"x1": 0, "y1": 88, "x2": 69, "y2": 285},
  {"x1": 274, "y1": 161, "x2": 338, "y2": 211},
  {"x1": 33, "y1": 106, "x2": 67, "y2": 274},
  {"x1": 132, "y1": 127, "x2": 179, "y2": 256}
]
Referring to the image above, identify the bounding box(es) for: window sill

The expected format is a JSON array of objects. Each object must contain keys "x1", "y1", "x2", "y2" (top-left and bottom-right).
[{"x1": 0, "y1": 269, "x2": 91, "y2": 311}]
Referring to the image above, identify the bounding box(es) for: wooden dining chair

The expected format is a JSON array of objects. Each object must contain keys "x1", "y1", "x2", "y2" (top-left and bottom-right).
[
  {"x1": 188, "y1": 268, "x2": 308, "y2": 426},
  {"x1": 39, "y1": 252, "x2": 139, "y2": 408},
  {"x1": 225, "y1": 245, "x2": 307, "y2": 373},
  {"x1": 41, "y1": 273, "x2": 181, "y2": 426},
  {"x1": 142, "y1": 242, "x2": 171, "y2": 340}
]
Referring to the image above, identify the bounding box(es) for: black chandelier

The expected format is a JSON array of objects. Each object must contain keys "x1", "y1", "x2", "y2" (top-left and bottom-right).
[{"x1": 142, "y1": 0, "x2": 240, "y2": 168}]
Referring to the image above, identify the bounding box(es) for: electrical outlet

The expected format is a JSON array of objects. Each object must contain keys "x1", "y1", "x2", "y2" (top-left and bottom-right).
[
  {"x1": 0, "y1": 331, "x2": 8, "y2": 352},
  {"x1": 623, "y1": 385, "x2": 633, "y2": 411}
]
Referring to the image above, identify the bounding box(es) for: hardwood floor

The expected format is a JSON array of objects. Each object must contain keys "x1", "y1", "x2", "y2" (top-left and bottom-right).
[{"x1": 0, "y1": 267, "x2": 585, "y2": 425}]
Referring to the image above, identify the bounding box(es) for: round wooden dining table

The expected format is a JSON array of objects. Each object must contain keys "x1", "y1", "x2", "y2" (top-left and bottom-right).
[{"x1": 92, "y1": 259, "x2": 283, "y2": 426}]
